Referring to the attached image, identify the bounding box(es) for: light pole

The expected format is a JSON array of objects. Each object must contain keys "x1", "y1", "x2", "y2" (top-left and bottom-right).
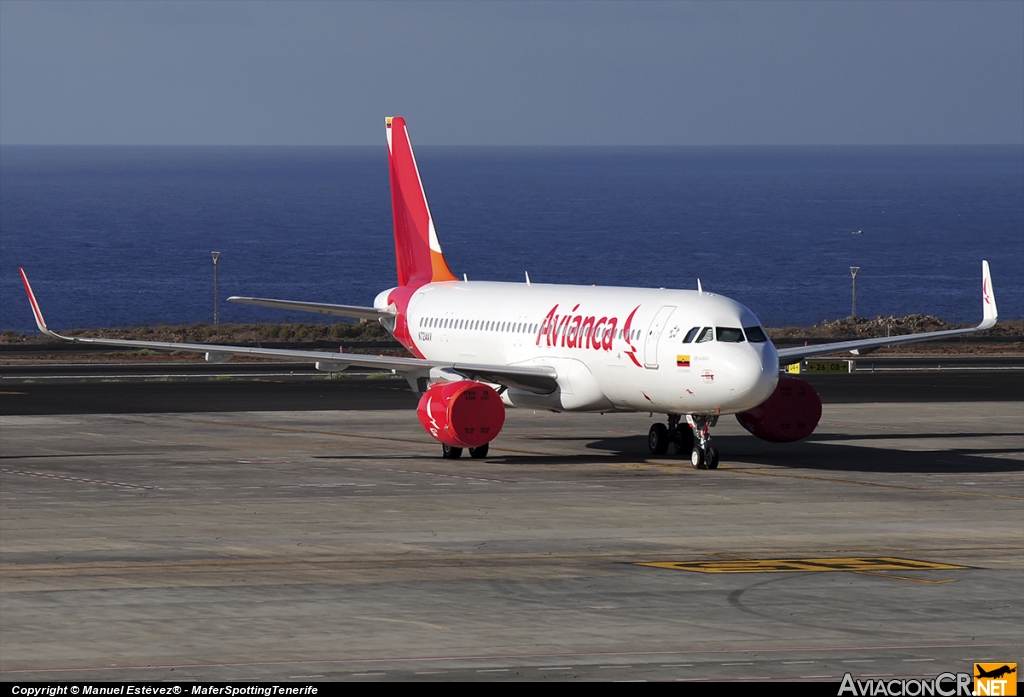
[
  {"x1": 850, "y1": 266, "x2": 860, "y2": 318},
  {"x1": 212, "y1": 251, "x2": 221, "y2": 326}
]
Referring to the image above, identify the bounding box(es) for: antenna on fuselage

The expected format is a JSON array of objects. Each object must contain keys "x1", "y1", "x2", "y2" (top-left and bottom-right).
[
  {"x1": 525, "y1": 271, "x2": 531, "y2": 286},
  {"x1": 464, "y1": 273, "x2": 468, "y2": 283},
  {"x1": 697, "y1": 279, "x2": 703, "y2": 296}
]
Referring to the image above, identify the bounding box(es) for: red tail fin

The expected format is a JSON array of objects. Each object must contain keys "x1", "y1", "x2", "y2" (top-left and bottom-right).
[{"x1": 386, "y1": 117, "x2": 457, "y2": 287}]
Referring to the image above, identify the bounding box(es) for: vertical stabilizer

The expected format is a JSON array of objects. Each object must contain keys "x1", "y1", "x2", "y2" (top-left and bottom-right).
[{"x1": 386, "y1": 117, "x2": 457, "y2": 287}]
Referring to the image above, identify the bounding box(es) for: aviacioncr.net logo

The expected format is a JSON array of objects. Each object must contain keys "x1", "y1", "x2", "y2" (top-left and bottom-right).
[
  {"x1": 839, "y1": 672, "x2": 973, "y2": 697},
  {"x1": 974, "y1": 663, "x2": 1017, "y2": 696}
]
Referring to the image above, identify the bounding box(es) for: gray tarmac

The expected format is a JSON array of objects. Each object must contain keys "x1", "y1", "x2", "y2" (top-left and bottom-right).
[
  {"x1": 2, "y1": 368, "x2": 1022, "y2": 416},
  {"x1": 0, "y1": 379, "x2": 1022, "y2": 682}
]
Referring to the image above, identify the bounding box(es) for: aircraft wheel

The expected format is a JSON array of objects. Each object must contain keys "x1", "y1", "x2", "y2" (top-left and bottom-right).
[
  {"x1": 468, "y1": 444, "x2": 489, "y2": 459},
  {"x1": 691, "y1": 446, "x2": 706, "y2": 469},
  {"x1": 649, "y1": 423, "x2": 669, "y2": 455},
  {"x1": 674, "y1": 426, "x2": 695, "y2": 456},
  {"x1": 442, "y1": 444, "x2": 463, "y2": 459},
  {"x1": 706, "y1": 446, "x2": 719, "y2": 470}
]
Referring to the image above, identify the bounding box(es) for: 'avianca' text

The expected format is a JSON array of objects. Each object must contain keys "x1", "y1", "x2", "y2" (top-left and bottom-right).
[{"x1": 536, "y1": 304, "x2": 640, "y2": 352}]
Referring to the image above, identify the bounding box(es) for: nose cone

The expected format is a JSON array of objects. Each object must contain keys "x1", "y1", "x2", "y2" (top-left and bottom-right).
[{"x1": 724, "y1": 342, "x2": 779, "y2": 411}]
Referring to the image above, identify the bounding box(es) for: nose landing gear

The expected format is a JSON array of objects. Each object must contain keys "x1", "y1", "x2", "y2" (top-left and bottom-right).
[
  {"x1": 647, "y1": 414, "x2": 719, "y2": 469},
  {"x1": 687, "y1": 414, "x2": 719, "y2": 469}
]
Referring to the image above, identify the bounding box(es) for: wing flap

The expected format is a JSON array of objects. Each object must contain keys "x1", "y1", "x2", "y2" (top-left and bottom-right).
[{"x1": 451, "y1": 363, "x2": 558, "y2": 394}]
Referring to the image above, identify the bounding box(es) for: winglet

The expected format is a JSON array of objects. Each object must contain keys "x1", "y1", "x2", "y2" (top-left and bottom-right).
[
  {"x1": 18, "y1": 268, "x2": 60, "y2": 339},
  {"x1": 980, "y1": 260, "x2": 998, "y2": 330}
]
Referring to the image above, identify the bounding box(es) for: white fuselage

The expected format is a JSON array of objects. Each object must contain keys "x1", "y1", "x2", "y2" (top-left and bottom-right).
[{"x1": 376, "y1": 281, "x2": 780, "y2": 415}]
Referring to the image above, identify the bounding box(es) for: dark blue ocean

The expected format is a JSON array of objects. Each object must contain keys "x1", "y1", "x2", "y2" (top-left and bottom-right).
[{"x1": 1, "y1": 146, "x2": 1021, "y2": 334}]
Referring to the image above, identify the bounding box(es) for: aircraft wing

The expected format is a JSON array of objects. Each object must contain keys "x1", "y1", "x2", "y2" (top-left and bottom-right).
[
  {"x1": 226, "y1": 296, "x2": 394, "y2": 320},
  {"x1": 776, "y1": 261, "x2": 998, "y2": 365},
  {"x1": 19, "y1": 269, "x2": 558, "y2": 395}
]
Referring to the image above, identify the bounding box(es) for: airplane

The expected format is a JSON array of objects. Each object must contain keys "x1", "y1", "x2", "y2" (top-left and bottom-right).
[
  {"x1": 975, "y1": 665, "x2": 1016, "y2": 680},
  {"x1": 18, "y1": 116, "x2": 999, "y2": 468}
]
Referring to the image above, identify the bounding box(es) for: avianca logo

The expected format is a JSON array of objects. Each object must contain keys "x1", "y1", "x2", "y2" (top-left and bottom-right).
[
  {"x1": 424, "y1": 395, "x2": 440, "y2": 437},
  {"x1": 536, "y1": 304, "x2": 642, "y2": 366}
]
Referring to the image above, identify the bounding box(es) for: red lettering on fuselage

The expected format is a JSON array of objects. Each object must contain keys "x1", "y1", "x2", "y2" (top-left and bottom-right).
[
  {"x1": 536, "y1": 304, "x2": 635, "y2": 354},
  {"x1": 621, "y1": 306, "x2": 642, "y2": 367}
]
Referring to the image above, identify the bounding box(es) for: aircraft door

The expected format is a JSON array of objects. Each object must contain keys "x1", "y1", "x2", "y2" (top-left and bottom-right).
[{"x1": 644, "y1": 305, "x2": 676, "y2": 369}]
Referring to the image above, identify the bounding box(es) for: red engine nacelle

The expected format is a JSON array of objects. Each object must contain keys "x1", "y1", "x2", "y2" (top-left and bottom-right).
[
  {"x1": 416, "y1": 380, "x2": 506, "y2": 448},
  {"x1": 735, "y1": 377, "x2": 822, "y2": 443}
]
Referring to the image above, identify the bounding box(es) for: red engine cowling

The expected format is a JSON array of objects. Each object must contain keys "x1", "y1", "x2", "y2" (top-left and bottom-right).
[
  {"x1": 416, "y1": 380, "x2": 506, "y2": 448},
  {"x1": 735, "y1": 377, "x2": 822, "y2": 443}
]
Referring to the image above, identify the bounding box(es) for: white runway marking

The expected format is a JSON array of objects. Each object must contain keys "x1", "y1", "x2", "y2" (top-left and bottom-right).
[{"x1": 0, "y1": 467, "x2": 154, "y2": 490}]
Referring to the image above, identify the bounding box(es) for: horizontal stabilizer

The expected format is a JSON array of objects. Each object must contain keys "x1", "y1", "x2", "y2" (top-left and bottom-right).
[{"x1": 227, "y1": 296, "x2": 393, "y2": 321}]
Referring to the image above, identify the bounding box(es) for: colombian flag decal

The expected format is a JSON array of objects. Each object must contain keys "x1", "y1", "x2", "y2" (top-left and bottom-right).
[{"x1": 677, "y1": 355, "x2": 690, "y2": 368}]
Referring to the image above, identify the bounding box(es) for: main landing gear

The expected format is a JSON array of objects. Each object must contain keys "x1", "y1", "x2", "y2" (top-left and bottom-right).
[
  {"x1": 648, "y1": 414, "x2": 719, "y2": 469},
  {"x1": 441, "y1": 443, "x2": 490, "y2": 459}
]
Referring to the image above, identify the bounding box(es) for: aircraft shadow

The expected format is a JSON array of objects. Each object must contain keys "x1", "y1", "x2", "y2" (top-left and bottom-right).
[
  {"x1": 583, "y1": 434, "x2": 1024, "y2": 474},
  {"x1": 809, "y1": 431, "x2": 1022, "y2": 442}
]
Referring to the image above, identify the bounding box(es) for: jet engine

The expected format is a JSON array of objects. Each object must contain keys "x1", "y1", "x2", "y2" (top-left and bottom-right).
[
  {"x1": 416, "y1": 380, "x2": 506, "y2": 448},
  {"x1": 735, "y1": 377, "x2": 822, "y2": 443}
]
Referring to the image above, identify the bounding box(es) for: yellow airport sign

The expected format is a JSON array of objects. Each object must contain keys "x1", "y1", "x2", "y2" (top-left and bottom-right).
[
  {"x1": 785, "y1": 359, "x2": 853, "y2": 374},
  {"x1": 805, "y1": 359, "x2": 852, "y2": 373}
]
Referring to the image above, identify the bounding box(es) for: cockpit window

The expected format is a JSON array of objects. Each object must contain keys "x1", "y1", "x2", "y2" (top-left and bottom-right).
[
  {"x1": 743, "y1": 326, "x2": 768, "y2": 343},
  {"x1": 695, "y1": 327, "x2": 714, "y2": 343},
  {"x1": 716, "y1": 327, "x2": 745, "y2": 343},
  {"x1": 682, "y1": 327, "x2": 700, "y2": 343}
]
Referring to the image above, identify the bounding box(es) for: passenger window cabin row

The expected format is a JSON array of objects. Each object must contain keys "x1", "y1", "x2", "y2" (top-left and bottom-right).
[
  {"x1": 416, "y1": 317, "x2": 766, "y2": 344},
  {"x1": 417, "y1": 316, "x2": 643, "y2": 341}
]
